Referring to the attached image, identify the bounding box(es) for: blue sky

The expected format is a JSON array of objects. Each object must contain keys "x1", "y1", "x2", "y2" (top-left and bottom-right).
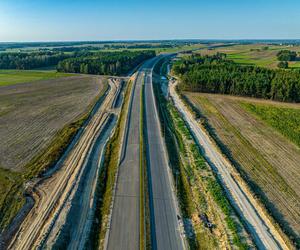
[{"x1": 0, "y1": 0, "x2": 299, "y2": 42}]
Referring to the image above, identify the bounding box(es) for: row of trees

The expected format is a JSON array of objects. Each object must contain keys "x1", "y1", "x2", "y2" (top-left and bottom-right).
[
  {"x1": 57, "y1": 50, "x2": 156, "y2": 75},
  {"x1": 0, "y1": 52, "x2": 70, "y2": 69},
  {"x1": 173, "y1": 54, "x2": 300, "y2": 102}
]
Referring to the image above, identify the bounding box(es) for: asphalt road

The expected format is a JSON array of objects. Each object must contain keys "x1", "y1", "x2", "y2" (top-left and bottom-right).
[
  {"x1": 144, "y1": 62, "x2": 185, "y2": 250},
  {"x1": 108, "y1": 57, "x2": 184, "y2": 250},
  {"x1": 170, "y1": 82, "x2": 286, "y2": 250},
  {"x1": 107, "y1": 66, "x2": 144, "y2": 250}
]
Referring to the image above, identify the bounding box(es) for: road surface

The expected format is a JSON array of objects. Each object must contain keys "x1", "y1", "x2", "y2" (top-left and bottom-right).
[
  {"x1": 144, "y1": 61, "x2": 185, "y2": 250},
  {"x1": 107, "y1": 65, "x2": 144, "y2": 250},
  {"x1": 107, "y1": 57, "x2": 184, "y2": 250},
  {"x1": 170, "y1": 81, "x2": 288, "y2": 250}
]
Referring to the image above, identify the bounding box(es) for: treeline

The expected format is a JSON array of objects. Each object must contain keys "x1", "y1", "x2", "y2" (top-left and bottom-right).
[
  {"x1": 0, "y1": 52, "x2": 70, "y2": 69},
  {"x1": 173, "y1": 54, "x2": 300, "y2": 102},
  {"x1": 57, "y1": 50, "x2": 156, "y2": 75}
]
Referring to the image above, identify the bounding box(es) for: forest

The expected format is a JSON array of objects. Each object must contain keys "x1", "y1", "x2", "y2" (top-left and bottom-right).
[
  {"x1": 0, "y1": 50, "x2": 156, "y2": 75},
  {"x1": 173, "y1": 54, "x2": 300, "y2": 102},
  {"x1": 57, "y1": 50, "x2": 156, "y2": 75},
  {"x1": 0, "y1": 52, "x2": 70, "y2": 69}
]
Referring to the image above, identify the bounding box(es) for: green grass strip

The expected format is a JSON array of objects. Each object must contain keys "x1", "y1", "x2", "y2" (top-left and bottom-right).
[{"x1": 140, "y1": 77, "x2": 146, "y2": 249}]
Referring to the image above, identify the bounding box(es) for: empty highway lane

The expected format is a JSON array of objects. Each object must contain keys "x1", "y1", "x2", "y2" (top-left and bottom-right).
[
  {"x1": 107, "y1": 57, "x2": 184, "y2": 250},
  {"x1": 144, "y1": 58, "x2": 185, "y2": 250}
]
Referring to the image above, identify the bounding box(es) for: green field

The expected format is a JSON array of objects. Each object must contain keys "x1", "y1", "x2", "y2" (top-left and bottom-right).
[
  {"x1": 0, "y1": 70, "x2": 72, "y2": 86},
  {"x1": 289, "y1": 61, "x2": 300, "y2": 68},
  {"x1": 100, "y1": 43, "x2": 206, "y2": 54},
  {"x1": 198, "y1": 44, "x2": 300, "y2": 69},
  {"x1": 226, "y1": 52, "x2": 276, "y2": 67},
  {"x1": 241, "y1": 102, "x2": 300, "y2": 148}
]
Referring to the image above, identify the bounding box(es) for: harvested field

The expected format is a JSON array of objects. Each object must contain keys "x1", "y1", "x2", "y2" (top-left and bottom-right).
[
  {"x1": 0, "y1": 75, "x2": 104, "y2": 172},
  {"x1": 0, "y1": 75, "x2": 106, "y2": 231},
  {"x1": 185, "y1": 92, "x2": 300, "y2": 246},
  {"x1": 6, "y1": 78, "x2": 119, "y2": 249}
]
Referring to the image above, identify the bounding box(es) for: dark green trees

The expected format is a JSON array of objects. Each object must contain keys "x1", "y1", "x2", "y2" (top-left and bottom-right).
[
  {"x1": 0, "y1": 52, "x2": 69, "y2": 69},
  {"x1": 173, "y1": 54, "x2": 300, "y2": 102},
  {"x1": 277, "y1": 50, "x2": 297, "y2": 61},
  {"x1": 57, "y1": 50, "x2": 155, "y2": 75},
  {"x1": 278, "y1": 61, "x2": 288, "y2": 69}
]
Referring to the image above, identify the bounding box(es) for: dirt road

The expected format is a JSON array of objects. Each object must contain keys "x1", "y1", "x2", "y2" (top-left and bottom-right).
[
  {"x1": 169, "y1": 81, "x2": 289, "y2": 250},
  {"x1": 8, "y1": 78, "x2": 121, "y2": 250}
]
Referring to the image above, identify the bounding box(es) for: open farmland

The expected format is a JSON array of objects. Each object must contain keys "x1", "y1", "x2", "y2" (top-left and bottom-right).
[
  {"x1": 0, "y1": 70, "x2": 72, "y2": 86},
  {"x1": 0, "y1": 75, "x2": 105, "y2": 171},
  {"x1": 0, "y1": 75, "x2": 106, "y2": 231},
  {"x1": 0, "y1": 41, "x2": 207, "y2": 55},
  {"x1": 185, "y1": 92, "x2": 300, "y2": 246},
  {"x1": 241, "y1": 102, "x2": 300, "y2": 148},
  {"x1": 197, "y1": 43, "x2": 300, "y2": 69}
]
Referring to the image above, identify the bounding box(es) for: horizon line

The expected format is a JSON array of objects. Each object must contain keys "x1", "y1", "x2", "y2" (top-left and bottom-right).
[{"x1": 1, "y1": 38, "x2": 300, "y2": 44}]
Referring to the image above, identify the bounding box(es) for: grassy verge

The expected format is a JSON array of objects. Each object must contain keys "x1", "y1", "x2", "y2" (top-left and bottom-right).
[
  {"x1": 167, "y1": 101, "x2": 249, "y2": 249},
  {"x1": 0, "y1": 169, "x2": 24, "y2": 231},
  {"x1": 0, "y1": 69, "x2": 72, "y2": 86},
  {"x1": 88, "y1": 78, "x2": 133, "y2": 249},
  {"x1": 240, "y1": 102, "x2": 300, "y2": 148},
  {"x1": 179, "y1": 92, "x2": 297, "y2": 249},
  {"x1": 141, "y1": 79, "x2": 152, "y2": 250},
  {"x1": 0, "y1": 80, "x2": 109, "y2": 232},
  {"x1": 140, "y1": 78, "x2": 146, "y2": 249},
  {"x1": 152, "y1": 69, "x2": 249, "y2": 249}
]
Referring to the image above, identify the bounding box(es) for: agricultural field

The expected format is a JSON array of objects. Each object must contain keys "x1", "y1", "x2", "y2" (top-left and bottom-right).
[
  {"x1": 241, "y1": 102, "x2": 300, "y2": 148},
  {"x1": 0, "y1": 41, "x2": 207, "y2": 55},
  {"x1": 0, "y1": 70, "x2": 72, "y2": 86},
  {"x1": 184, "y1": 92, "x2": 300, "y2": 246},
  {"x1": 196, "y1": 43, "x2": 300, "y2": 69},
  {"x1": 0, "y1": 75, "x2": 106, "y2": 230}
]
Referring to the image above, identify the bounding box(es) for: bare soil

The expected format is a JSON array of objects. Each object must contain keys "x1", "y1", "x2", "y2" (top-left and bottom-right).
[{"x1": 0, "y1": 75, "x2": 104, "y2": 172}]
